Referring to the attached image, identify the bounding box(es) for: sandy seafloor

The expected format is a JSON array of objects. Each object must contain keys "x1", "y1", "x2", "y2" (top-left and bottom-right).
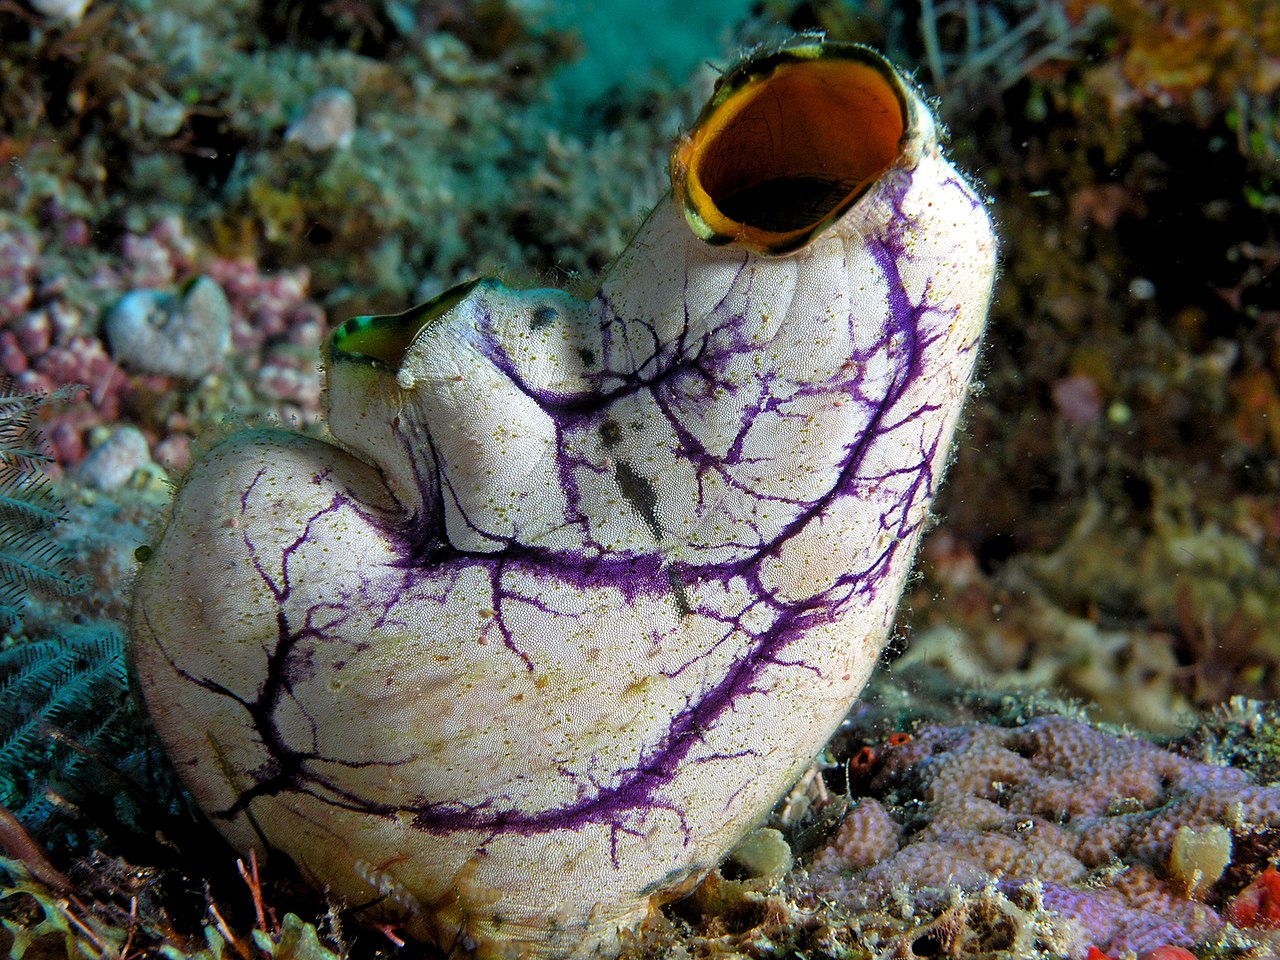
[{"x1": 1, "y1": 1, "x2": 1279, "y2": 958}]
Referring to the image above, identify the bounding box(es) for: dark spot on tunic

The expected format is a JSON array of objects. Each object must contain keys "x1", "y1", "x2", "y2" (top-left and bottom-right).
[
  {"x1": 531, "y1": 305, "x2": 558, "y2": 330},
  {"x1": 600, "y1": 419, "x2": 623, "y2": 448},
  {"x1": 667, "y1": 567, "x2": 691, "y2": 617},
  {"x1": 614, "y1": 460, "x2": 662, "y2": 540}
]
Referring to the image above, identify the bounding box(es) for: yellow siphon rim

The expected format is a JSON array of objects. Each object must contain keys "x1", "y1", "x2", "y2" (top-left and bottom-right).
[{"x1": 671, "y1": 38, "x2": 911, "y2": 255}]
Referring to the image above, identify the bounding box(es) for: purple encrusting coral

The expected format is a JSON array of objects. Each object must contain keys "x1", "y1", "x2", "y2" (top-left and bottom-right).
[{"x1": 809, "y1": 715, "x2": 1280, "y2": 958}]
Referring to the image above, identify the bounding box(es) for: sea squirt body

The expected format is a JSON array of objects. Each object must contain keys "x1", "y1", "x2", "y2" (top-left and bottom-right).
[{"x1": 130, "y1": 38, "x2": 997, "y2": 958}]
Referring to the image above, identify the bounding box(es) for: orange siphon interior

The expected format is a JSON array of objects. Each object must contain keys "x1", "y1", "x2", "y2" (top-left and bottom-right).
[{"x1": 676, "y1": 57, "x2": 907, "y2": 253}]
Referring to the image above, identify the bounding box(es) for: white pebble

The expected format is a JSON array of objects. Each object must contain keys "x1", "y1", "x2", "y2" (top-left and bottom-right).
[
  {"x1": 286, "y1": 88, "x2": 357, "y2": 151},
  {"x1": 77, "y1": 427, "x2": 152, "y2": 492},
  {"x1": 1128, "y1": 277, "x2": 1156, "y2": 300},
  {"x1": 29, "y1": 0, "x2": 92, "y2": 23},
  {"x1": 106, "y1": 276, "x2": 231, "y2": 379}
]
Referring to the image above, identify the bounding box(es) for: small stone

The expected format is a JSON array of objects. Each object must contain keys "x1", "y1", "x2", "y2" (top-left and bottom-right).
[
  {"x1": 143, "y1": 95, "x2": 188, "y2": 138},
  {"x1": 28, "y1": 0, "x2": 92, "y2": 22},
  {"x1": 152, "y1": 434, "x2": 192, "y2": 474},
  {"x1": 77, "y1": 427, "x2": 152, "y2": 492},
  {"x1": 14, "y1": 310, "x2": 52, "y2": 356},
  {"x1": 1051, "y1": 373, "x2": 1103, "y2": 425},
  {"x1": 728, "y1": 827, "x2": 793, "y2": 882},
  {"x1": 105, "y1": 276, "x2": 231, "y2": 379},
  {"x1": 1128, "y1": 277, "x2": 1156, "y2": 301},
  {"x1": 286, "y1": 88, "x2": 357, "y2": 151}
]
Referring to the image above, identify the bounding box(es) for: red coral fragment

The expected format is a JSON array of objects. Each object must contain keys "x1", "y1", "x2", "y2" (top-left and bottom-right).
[
  {"x1": 1227, "y1": 865, "x2": 1280, "y2": 928},
  {"x1": 1088, "y1": 945, "x2": 1199, "y2": 960},
  {"x1": 1139, "y1": 947, "x2": 1197, "y2": 960}
]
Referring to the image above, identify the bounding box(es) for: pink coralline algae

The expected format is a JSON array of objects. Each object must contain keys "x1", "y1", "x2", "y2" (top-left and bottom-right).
[
  {"x1": 120, "y1": 218, "x2": 198, "y2": 289},
  {"x1": 205, "y1": 257, "x2": 326, "y2": 414},
  {"x1": 0, "y1": 212, "x2": 328, "y2": 469},
  {"x1": 205, "y1": 257, "x2": 325, "y2": 354},
  {"x1": 809, "y1": 715, "x2": 1280, "y2": 958},
  {"x1": 0, "y1": 226, "x2": 40, "y2": 322},
  {"x1": 1050, "y1": 372, "x2": 1104, "y2": 425}
]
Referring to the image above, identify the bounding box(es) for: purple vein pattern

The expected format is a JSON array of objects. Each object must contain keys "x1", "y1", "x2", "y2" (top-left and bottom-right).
[{"x1": 132, "y1": 82, "x2": 995, "y2": 960}]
